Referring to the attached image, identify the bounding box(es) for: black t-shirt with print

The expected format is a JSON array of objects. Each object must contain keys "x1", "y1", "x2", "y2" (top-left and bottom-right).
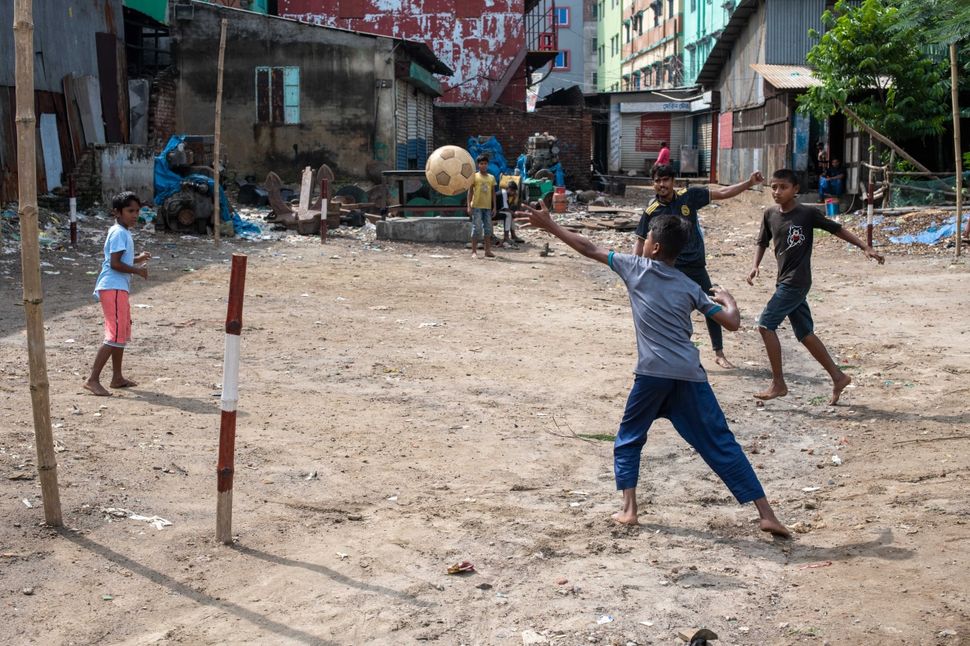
[
  {"x1": 635, "y1": 186, "x2": 711, "y2": 268},
  {"x1": 757, "y1": 204, "x2": 842, "y2": 288}
]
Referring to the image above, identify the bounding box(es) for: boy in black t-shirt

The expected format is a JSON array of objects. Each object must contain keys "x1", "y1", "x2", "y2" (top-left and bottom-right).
[{"x1": 747, "y1": 169, "x2": 884, "y2": 405}]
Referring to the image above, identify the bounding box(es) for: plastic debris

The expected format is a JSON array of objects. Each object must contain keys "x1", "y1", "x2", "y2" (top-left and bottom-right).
[
  {"x1": 447, "y1": 561, "x2": 476, "y2": 574},
  {"x1": 101, "y1": 507, "x2": 172, "y2": 530},
  {"x1": 597, "y1": 615, "x2": 614, "y2": 625}
]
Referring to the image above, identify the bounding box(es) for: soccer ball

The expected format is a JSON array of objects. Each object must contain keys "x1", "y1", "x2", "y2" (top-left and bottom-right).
[{"x1": 425, "y1": 145, "x2": 475, "y2": 196}]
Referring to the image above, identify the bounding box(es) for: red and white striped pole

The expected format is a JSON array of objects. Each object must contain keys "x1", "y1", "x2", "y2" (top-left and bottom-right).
[
  {"x1": 68, "y1": 174, "x2": 77, "y2": 247},
  {"x1": 216, "y1": 253, "x2": 247, "y2": 544},
  {"x1": 319, "y1": 177, "x2": 329, "y2": 243}
]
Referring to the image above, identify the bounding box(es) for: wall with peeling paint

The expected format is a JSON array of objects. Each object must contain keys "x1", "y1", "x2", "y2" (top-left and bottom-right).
[
  {"x1": 172, "y1": 3, "x2": 400, "y2": 181},
  {"x1": 278, "y1": 0, "x2": 525, "y2": 106}
]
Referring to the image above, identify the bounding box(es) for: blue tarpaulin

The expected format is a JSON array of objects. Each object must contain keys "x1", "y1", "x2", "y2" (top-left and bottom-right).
[
  {"x1": 467, "y1": 136, "x2": 512, "y2": 182},
  {"x1": 154, "y1": 136, "x2": 260, "y2": 238},
  {"x1": 889, "y1": 215, "x2": 958, "y2": 245}
]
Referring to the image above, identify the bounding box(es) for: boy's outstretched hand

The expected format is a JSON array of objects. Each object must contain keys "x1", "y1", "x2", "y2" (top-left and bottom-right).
[
  {"x1": 515, "y1": 200, "x2": 554, "y2": 231},
  {"x1": 864, "y1": 246, "x2": 885, "y2": 264}
]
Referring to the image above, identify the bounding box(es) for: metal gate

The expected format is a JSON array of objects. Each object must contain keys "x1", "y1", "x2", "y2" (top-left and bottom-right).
[
  {"x1": 395, "y1": 82, "x2": 434, "y2": 170},
  {"x1": 621, "y1": 112, "x2": 685, "y2": 173}
]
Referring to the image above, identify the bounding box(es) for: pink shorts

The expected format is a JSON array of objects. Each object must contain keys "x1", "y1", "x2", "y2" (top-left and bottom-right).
[{"x1": 99, "y1": 289, "x2": 132, "y2": 348}]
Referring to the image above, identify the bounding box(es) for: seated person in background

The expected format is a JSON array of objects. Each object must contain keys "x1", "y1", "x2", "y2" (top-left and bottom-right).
[
  {"x1": 494, "y1": 181, "x2": 525, "y2": 247},
  {"x1": 819, "y1": 158, "x2": 845, "y2": 202}
]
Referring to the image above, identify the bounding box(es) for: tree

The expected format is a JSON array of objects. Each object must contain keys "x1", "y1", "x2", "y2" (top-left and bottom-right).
[{"x1": 799, "y1": 0, "x2": 950, "y2": 140}]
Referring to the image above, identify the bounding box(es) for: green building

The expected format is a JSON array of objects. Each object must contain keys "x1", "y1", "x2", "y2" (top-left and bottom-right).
[
  {"x1": 682, "y1": 0, "x2": 734, "y2": 86},
  {"x1": 596, "y1": 0, "x2": 624, "y2": 92}
]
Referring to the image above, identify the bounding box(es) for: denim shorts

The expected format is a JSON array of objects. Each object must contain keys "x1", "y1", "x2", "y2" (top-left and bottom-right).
[
  {"x1": 470, "y1": 208, "x2": 493, "y2": 239},
  {"x1": 758, "y1": 283, "x2": 814, "y2": 341}
]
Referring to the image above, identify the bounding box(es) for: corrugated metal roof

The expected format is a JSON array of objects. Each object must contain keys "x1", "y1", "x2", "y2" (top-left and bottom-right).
[{"x1": 750, "y1": 64, "x2": 821, "y2": 89}]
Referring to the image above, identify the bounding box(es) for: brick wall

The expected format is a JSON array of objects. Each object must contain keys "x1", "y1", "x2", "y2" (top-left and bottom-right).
[
  {"x1": 148, "y1": 67, "x2": 178, "y2": 150},
  {"x1": 434, "y1": 106, "x2": 592, "y2": 189}
]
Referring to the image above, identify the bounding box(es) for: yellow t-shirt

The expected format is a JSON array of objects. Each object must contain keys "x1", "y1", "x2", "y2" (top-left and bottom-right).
[{"x1": 470, "y1": 172, "x2": 496, "y2": 209}]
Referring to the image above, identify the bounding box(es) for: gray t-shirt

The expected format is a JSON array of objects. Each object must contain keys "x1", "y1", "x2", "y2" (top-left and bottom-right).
[{"x1": 609, "y1": 251, "x2": 722, "y2": 382}]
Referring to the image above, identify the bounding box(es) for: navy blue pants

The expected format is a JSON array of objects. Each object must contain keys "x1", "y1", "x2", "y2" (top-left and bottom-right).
[{"x1": 614, "y1": 375, "x2": 765, "y2": 504}]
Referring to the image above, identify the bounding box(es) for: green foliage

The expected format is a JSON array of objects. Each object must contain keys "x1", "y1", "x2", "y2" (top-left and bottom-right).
[
  {"x1": 799, "y1": 0, "x2": 950, "y2": 139},
  {"x1": 963, "y1": 151, "x2": 970, "y2": 169},
  {"x1": 892, "y1": 0, "x2": 970, "y2": 83}
]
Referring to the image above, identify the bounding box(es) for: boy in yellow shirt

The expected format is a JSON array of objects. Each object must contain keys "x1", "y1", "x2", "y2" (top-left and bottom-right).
[{"x1": 466, "y1": 155, "x2": 497, "y2": 258}]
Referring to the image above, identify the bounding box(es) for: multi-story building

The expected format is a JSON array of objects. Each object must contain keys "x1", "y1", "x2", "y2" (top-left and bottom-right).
[
  {"x1": 682, "y1": 0, "x2": 734, "y2": 86},
  {"x1": 538, "y1": 0, "x2": 586, "y2": 97},
  {"x1": 278, "y1": 0, "x2": 558, "y2": 108},
  {"x1": 621, "y1": 0, "x2": 683, "y2": 90},
  {"x1": 596, "y1": 0, "x2": 624, "y2": 92}
]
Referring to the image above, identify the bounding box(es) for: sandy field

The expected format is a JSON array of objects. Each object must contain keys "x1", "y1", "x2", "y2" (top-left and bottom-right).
[{"x1": 1, "y1": 187, "x2": 968, "y2": 645}]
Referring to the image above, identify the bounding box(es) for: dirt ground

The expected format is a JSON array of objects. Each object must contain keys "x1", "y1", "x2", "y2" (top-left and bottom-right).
[{"x1": 1, "y1": 187, "x2": 968, "y2": 646}]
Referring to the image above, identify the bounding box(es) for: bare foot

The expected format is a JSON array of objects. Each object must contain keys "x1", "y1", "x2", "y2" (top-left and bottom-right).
[
  {"x1": 830, "y1": 373, "x2": 852, "y2": 405},
  {"x1": 83, "y1": 380, "x2": 111, "y2": 396},
  {"x1": 484, "y1": 251, "x2": 496, "y2": 258},
  {"x1": 110, "y1": 378, "x2": 138, "y2": 388},
  {"x1": 760, "y1": 517, "x2": 792, "y2": 538},
  {"x1": 754, "y1": 384, "x2": 788, "y2": 401},
  {"x1": 611, "y1": 511, "x2": 639, "y2": 526},
  {"x1": 714, "y1": 353, "x2": 736, "y2": 369},
  {"x1": 471, "y1": 252, "x2": 478, "y2": 258}
]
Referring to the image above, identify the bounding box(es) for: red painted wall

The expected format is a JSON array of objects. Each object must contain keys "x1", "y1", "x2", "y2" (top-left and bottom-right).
[{"x1": 278, "y1": 0, "x2": 525, "y2": 106}]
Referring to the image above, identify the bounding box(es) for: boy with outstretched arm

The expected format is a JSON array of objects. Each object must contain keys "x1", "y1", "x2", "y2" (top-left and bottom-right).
[
  {"x1": 84, "y1": 191, "x2": 150, "y2": 396},
  {"x1": 518, "y1": 200, "x2": 790, "y2": 538},
  {"x1": 747, "y1": 169, "x2": 884, "y2": 405}
]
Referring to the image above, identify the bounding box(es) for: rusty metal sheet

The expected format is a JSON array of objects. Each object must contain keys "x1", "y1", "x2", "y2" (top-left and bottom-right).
[
  {"x1": 271, "y1": 67, "x2": 285, "y2": 124},
  {"x1": 96, "y1": 32, "x2": 125, "y2": 143},
  {"x1": 256, "y1": 68, "x2": 270, "y2": 123}
]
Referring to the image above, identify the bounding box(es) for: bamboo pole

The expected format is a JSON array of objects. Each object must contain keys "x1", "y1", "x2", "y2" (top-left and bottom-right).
[
  {"x1": 14, "y1": 0, "x2": 62, "y2": 527},
  {"x1": 212, "y1": 18, "x2": 227, "y2": 247},
  {"x1": 838, "y1": 101, "x2": 934, "y2": 175},
  {"x1": 951, "y1": 42, "x2": 963, "y2": 257},
  {"x1": 216, "y1": 253, "x2": 247, "y2": 544}
]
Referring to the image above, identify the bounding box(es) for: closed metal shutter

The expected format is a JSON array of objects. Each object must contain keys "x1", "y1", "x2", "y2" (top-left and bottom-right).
[
  {"x1": 696, "y1": 115, "x2": 712, "y2": 175},
  {"x1": 416, "y1": 91, "x2": 433, "y2": 168},
  {"x1": 620, "y1": 112, "x2": 684, "y2": 173},
  {"x1": 395, "y1": 82, "x2": 408, "y2": 170}
]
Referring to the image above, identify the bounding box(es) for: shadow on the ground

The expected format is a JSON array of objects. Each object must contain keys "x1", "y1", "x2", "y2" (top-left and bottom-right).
[
  {"x1": 783, "y1": 401, "x2": 968, "y2": 425},
  {"x1": 231, "y1": 543, "x2": 434, "y2": 608},
  {"x1": 639, "y1": 523, "x2": 914, "y2": 564},
  {"x1": 60, "y1": 529, "x2": 334, "y2": 645},
  {"x1": 125, "y1": 388, "x2": 240, "y2": 416}
]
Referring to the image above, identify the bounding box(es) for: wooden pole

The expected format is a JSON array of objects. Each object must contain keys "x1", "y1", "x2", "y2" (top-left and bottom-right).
[
  {"x1": 950, "y1": 42, "x2": 963, "y2": 257},
  {"x1": 14, "y1": 0, "x2": 62, "y2": 527},
  {"x1": 838, "y1": 101, "x2": 934, "y2": 175},
  {"x1": 212, "y1": 18, "x2": 227, "y2": 247},
  {"x1": 216, "y1": 253, "x2": 247, "y2": 544}
]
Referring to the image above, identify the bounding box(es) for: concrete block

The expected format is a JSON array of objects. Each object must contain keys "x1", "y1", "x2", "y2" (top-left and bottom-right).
[{"x1": 376, "y1": 217, "x2": 471, "y2": 243}]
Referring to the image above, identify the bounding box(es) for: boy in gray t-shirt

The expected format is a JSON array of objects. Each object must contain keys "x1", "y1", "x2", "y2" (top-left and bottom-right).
[{"x1": 518, "y1": 202, "x2": 790, "y2": 538}]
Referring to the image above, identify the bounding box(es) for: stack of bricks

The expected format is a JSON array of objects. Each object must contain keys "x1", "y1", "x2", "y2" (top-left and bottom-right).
[
  {"x1": 149, "y1": 68, "x2": 178, "y2": 150},
  {"x1": 434, "y1": 105, "x2": 592, "y2": 189},
  {"x1": 73, "y1": 148, "x2": 103, "y2": 209}
]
